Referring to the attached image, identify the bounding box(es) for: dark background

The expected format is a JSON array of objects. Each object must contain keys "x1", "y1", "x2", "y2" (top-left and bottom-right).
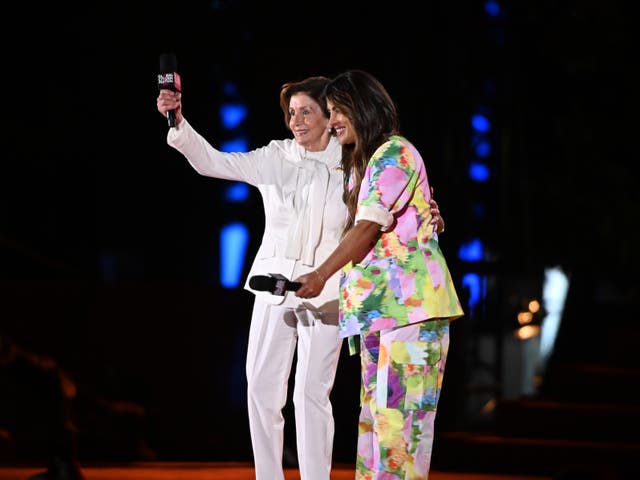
[{"x1": 2, "y1": 0, "x2": 638, "y2": 469}]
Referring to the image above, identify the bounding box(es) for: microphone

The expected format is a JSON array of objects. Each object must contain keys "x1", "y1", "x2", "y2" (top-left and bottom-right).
[
  {"x1": 158, "y1": 53, "x2": 181, "y2": 127},
  {"x1": 249, "y1": 274, "x2": 302, "y2": 296}
]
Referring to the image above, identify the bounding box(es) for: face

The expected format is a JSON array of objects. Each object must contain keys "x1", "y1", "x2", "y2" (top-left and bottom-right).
[
  {"x1": 288, "y1": 93, "x2": 330, "y2": 152},
  {"x1": 327, "y1": 100, "x2": 357, "y2": 145}
]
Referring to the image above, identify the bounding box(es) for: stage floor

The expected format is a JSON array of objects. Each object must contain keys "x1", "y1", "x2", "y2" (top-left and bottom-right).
[{"x1": 0, "y1": 462, "x2": 551, "y2": 480}]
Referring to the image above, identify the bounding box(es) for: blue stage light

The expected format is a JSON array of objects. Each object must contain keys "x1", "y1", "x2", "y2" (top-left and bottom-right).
[
  {"x1": 224, "y1": 182, "x2": 250, "y2": 203},
  {"x1": 462, "y1": 273, "x2": 486, "y2": 314},
  {"x1": 475, "y1": 140, "x2": 491, "y2": 158},
  {"x1": 221, "y1": 137, "x2": 249, "y2": 153},
  {"x1": 220, "y1": 103, "x2": 248, "y2": 130},
  {"x1": 459, "y1": 238, "x2": 484, "y2": 262},
  {"x1": 220, "y1": 222, "x2": 249, "y2": 288},
  {"x1": 484, "y1": 1, "x2": 501, "y2": 17},
  {"x1": 472, "y1": 114, "x2": 491, "y2": 132},
  {"x1": 469, "y1": 161, "x2": 490, "y2": 182}
]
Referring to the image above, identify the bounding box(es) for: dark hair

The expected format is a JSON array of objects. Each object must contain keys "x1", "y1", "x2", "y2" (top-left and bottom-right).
[
  {"x1": 279, "y1": 76, "x2": 331, "y2": 130},
  {"x1": 323, "y1": 70, "x2": 399, "y2": 233}
]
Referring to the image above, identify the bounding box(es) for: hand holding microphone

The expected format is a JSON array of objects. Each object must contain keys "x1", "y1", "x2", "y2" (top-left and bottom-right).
[
  {"x1": 157, "y1": 53, "x2": 182, "y2": 127},
  {"x1": 291, "y1": 269, "x2": 327, "y2": 299},
  {"x1": 249, "y1": 269, "x2": 328, "y2": 299},
  {"x1": 249, "y1": 275, "x2": 302, "y2": 296}
]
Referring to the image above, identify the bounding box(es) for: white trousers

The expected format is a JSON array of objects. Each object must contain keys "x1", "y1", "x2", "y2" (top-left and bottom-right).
[{"x1": 246, "y1": 298, "x2": 343, "y2": 480}]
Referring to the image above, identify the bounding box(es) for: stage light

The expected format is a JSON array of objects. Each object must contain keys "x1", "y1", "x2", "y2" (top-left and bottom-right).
[
  {"x1": 220, "y1": 222, "x2": 249, "y2": 288},
  {"x1": 462, "y1": 272, "x2": 487, "y2": 316},
  {"x1": 220, "y1": 103, "x2": 248, "y2": 130},
  {"x1": 514, "y1": 324, "x2": 540, "y2": 340},
  {"x1": 475, "y1": 140, "x2": 491, "y2": 158},
  {"x1": 214, "y1": 76, "x2": 252, "y2": 289},
  {"x1": 221, "y1": 137, "x2": 249, "y2": 153},
  {"x1": 539, "y1": 266, "x2": 569, "y2": 372},
  {"x1": 459, "y1": 238, "x2": 484, "y2": 262},
  {"x1": 484, "y1": 1, "x2": 501, "y2": 17},
  {"x1": 469, "y1": 161, "x2": 490, "y2": 182},
  {"x1": 472, "y1": 114, "x2": 491, "y2": 132},
  {"x1": 517, "y1": 311, "x2": 533, "y2": 325},
  {"x1": 224, "y1": 182, "x2": 250, "y2": 203}
]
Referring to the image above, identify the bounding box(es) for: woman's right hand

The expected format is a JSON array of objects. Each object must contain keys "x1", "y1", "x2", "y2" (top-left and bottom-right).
[{"x1": 157, "y1": 89, "x2": 183, "y2": 127}]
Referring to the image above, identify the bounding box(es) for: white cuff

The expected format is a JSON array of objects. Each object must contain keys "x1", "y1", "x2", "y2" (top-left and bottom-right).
[
  {"x1": 167, "y1": 117, "x2": 189, "y2": 144},
  {"x1": 356, "y1": 205, "x2": 394, "y2": 231}
]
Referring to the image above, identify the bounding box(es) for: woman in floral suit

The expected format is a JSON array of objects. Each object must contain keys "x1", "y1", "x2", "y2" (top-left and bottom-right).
[{"x1": 294, "y1": 70, "x2": 464, "y2": 480}]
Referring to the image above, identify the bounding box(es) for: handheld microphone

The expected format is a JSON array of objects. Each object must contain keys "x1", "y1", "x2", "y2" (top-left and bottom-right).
[
  {"x1": 249, "y1": 275, "x2": 302, "y2": 296},
  {"x1": 158, "y1": 53, "x2": 181, "y2": 127}
]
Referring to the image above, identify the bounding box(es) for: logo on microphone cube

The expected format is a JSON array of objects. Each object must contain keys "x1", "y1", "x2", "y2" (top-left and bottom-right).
[
  {"x1": 273, "y1": 279, "x2": 287, "y2": 296},
  {"x1": 157, "y1": 72, "x2": 182, "y2": 92}
]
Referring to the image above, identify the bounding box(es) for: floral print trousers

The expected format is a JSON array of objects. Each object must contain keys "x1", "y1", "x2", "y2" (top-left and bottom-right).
[{"x1": 356, "y1": 319, "x2": 450, "y2": 480}]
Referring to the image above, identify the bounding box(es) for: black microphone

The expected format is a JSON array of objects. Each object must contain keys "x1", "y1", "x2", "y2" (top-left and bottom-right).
[
  {"x1": 158, "y1": 53, "x2": 181, "y2": 127},
  {"x1": 249, "y1": 275, "x2": 302, "y2": 296}
]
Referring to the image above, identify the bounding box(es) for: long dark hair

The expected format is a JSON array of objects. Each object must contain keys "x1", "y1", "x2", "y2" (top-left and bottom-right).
[{"x1": 323, "y1": 70, "x2": 399, "y2": 234}]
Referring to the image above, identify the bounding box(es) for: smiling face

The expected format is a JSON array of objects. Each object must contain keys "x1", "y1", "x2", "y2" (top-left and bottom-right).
[
  {"x1": 288, "y1": 93, "x2": 330, "y2": 152},
  {"x1": 327, "y1": 99, "x2": 357, "y2": 146}
]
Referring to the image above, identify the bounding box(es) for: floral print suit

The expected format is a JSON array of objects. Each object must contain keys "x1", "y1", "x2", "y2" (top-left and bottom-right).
[{"x1": 338, "y1": 136, "x2": 463, "y2": 479}]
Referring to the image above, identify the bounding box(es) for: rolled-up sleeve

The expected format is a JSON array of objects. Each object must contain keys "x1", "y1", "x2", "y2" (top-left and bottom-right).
[
  {"x1": 355, "y1": 139, "x2": 416, "y2": 232},
  {"x1": 355, "y1": 205, "x2": 394, "y2": 231}
]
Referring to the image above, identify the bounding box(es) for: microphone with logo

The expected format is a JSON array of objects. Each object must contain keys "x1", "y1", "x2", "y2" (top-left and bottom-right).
[
  {"x1": 157, "y1": 53, "x2": 182, "y2": 127},
  {"x1": 249, "y1": 274, "x2": 302, "y2": 296}
]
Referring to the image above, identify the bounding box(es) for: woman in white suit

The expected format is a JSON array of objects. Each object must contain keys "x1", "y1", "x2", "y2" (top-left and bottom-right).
[{"x1": 156, "y1": 77, "x2": 444, "y2": 480}]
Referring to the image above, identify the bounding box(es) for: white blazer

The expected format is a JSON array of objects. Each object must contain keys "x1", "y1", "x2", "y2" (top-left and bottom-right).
[{"x1": 167, "y1": 119, "x2": 346, "y2": 312}]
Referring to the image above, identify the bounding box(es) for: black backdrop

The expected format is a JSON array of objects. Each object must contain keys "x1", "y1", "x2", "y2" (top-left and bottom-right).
[{"x1": 2, "y1": 0, "x2": 637, "y2": 464}]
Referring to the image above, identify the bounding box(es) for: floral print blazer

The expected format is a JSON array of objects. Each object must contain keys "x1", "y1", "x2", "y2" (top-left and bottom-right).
[{"x1": 338, "y1": 135, "x2": 464, "y2": 343}]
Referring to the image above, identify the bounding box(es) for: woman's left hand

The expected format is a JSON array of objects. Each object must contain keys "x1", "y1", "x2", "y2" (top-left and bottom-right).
[{"x1": 430, "y1": 187, "x2": 445, "y2": 234}]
